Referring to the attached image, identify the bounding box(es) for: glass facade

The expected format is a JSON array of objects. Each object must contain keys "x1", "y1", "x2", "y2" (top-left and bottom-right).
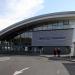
[
  {"x1": 33, "y1": 20, "x2": 70, "y2": 31},
  {"x1": 0, "y1": 20, "x2": 71, "y2": 55}
]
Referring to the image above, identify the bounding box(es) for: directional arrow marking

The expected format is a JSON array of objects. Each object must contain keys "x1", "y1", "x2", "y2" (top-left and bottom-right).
[{"x1": 13, "y1": 67, "x2": 31, "y2": 75}]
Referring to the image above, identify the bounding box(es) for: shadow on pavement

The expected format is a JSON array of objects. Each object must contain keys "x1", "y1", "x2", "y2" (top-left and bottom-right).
[
  {"x1": 40, "y1": 55, "x2": 71, "y2": 61},
  {"x1": 40, "y1": 55, "x2": 75, "y2": 75},
  {"x1": 63, "y1": 63, "x2": 75, "y2": 75},
  {"x1": 48, "y1": 56, "x2": 71, "y2": 61}
]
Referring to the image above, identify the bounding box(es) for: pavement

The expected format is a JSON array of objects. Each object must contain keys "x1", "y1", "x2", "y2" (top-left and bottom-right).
[
  {"x1": 40, "y1": 55, "x2": 75, "y2": 61},
  {"x1": 0, "y1": 55, "x2": 75, "y2": 75}
]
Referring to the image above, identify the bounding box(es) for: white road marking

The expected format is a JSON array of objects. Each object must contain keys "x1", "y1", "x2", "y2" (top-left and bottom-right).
[
  {"x1": 57, "y1": 70, "x2": 60, "y2": 75},
  {"x1": 0, "y1": 57, "x2": 10, "y2": 61},
  {"x1": 13, "y1": 67, "x2": 31, "y2": 75}
]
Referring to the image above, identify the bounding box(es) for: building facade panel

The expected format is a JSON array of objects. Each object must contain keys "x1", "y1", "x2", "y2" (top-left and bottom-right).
[{"x1": 32, "y1": 29, "x2": 73, "y2": 46}]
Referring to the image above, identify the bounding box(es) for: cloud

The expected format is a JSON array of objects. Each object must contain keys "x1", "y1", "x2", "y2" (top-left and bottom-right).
[{"x1": 0, "y1": 0, "x2": 44, "y2": 30}]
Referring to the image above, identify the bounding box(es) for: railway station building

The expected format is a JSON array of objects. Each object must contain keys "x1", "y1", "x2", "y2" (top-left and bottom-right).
[{"x1": 0, "y1": 11, "x2": 75, "y2": 56}]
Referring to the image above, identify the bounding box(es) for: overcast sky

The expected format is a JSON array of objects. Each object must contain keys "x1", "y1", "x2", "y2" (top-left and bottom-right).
[{"x1": 0, "y1": 0, "x2": 75, "y2": 30}]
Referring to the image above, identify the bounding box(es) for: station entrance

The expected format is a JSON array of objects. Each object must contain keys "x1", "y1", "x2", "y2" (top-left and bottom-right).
[{"x1": 0, "y1": 41, "x2": 71, "y2": 55}]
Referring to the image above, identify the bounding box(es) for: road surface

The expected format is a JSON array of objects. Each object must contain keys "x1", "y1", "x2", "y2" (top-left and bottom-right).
[{"x1": 0, "y1": 56, "x2": 73, "y2": 75}]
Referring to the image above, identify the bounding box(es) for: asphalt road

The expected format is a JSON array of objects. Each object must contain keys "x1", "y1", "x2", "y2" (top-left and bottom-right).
[{"x1": 0, "y1": 56, "x2": 74, "y2": 75}]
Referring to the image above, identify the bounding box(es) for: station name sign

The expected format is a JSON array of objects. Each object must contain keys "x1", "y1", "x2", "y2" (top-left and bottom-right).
[
  {"x1": 39, "y1": 36, "x2": 66, "y2": 40},
  {"x1": 32, "y1": 29, "x2": 73, "y2": 46}
]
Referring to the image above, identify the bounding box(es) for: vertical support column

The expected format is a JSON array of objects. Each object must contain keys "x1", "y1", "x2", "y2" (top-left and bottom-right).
[
  {"x1": 5, "y1": 40, "x2": 9, "y2": 54},
  {"x1": 2, "y1": 40, "x2": 5, "y2": 54},
  {"x1": 9, "y1": 40, "x2": 12, "y2": 54},
  {"x1": 69, "y1": 43, "x2": 74, "y2": 60},
  {"x1": 0, "y1": 41, "x2": 1, "y2": 53},
  {"x1": 20, "y1": 33, "x2": 21, "y2": 54},
  {"x1": 72, "y1": 43, "x2": 75, "y2": 56},
  {"x1": 70, "y1": 44, "x2": 74, "y2": 56},
  {"x1": 11, "y1": 39, "x2": 13, "y2": 54},
  {"x1": 1, "y1": 41, "x2": 3, "y2": 53},
  {"x1": 9, "y1": 40, "x2": 11, "y2": 54},
  {"x1": 4, "y1": 40, "x2": 6, "y2": 54},
  {"x1": 0, "y1": 41, "x2": 2, "y2": 54},
  {"x1": 7, "y1": 41, "x2": 8, "y2": 54},
  {"x1": 12, "y1": 39, "x2": 14, "y2": 54}
]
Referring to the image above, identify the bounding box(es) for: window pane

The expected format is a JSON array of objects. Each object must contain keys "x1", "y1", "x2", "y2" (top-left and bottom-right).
[
  {"x1": 42, "y1": 25, "x2": 48, "y2": 30},
  {"x1": 63, "y1": 20, "x2": 69, "y2": 25},
  {"x1": 52, "y1": 23, "x2": 58, "y2": 29},
  {"x1": 48, "y1": 24, "x2": 52, "y2": 30},
  {"x1": 58, "y1": 22, "x2": 64, "y2": 29}
]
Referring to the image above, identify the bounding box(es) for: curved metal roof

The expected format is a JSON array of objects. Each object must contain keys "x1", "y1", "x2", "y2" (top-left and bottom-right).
[{"x1": 0, "y1": 11, "x2": 75, "y2": 40}]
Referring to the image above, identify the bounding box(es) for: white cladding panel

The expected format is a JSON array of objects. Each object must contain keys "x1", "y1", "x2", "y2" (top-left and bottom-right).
[{"x1": 32, "y1": 29, "x2": 73, "y2": 46}]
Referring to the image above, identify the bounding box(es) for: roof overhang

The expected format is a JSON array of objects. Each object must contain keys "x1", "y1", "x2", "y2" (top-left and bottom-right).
[{"x1": 0, "y1": 11, "x2": 75, "y2": 40}]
